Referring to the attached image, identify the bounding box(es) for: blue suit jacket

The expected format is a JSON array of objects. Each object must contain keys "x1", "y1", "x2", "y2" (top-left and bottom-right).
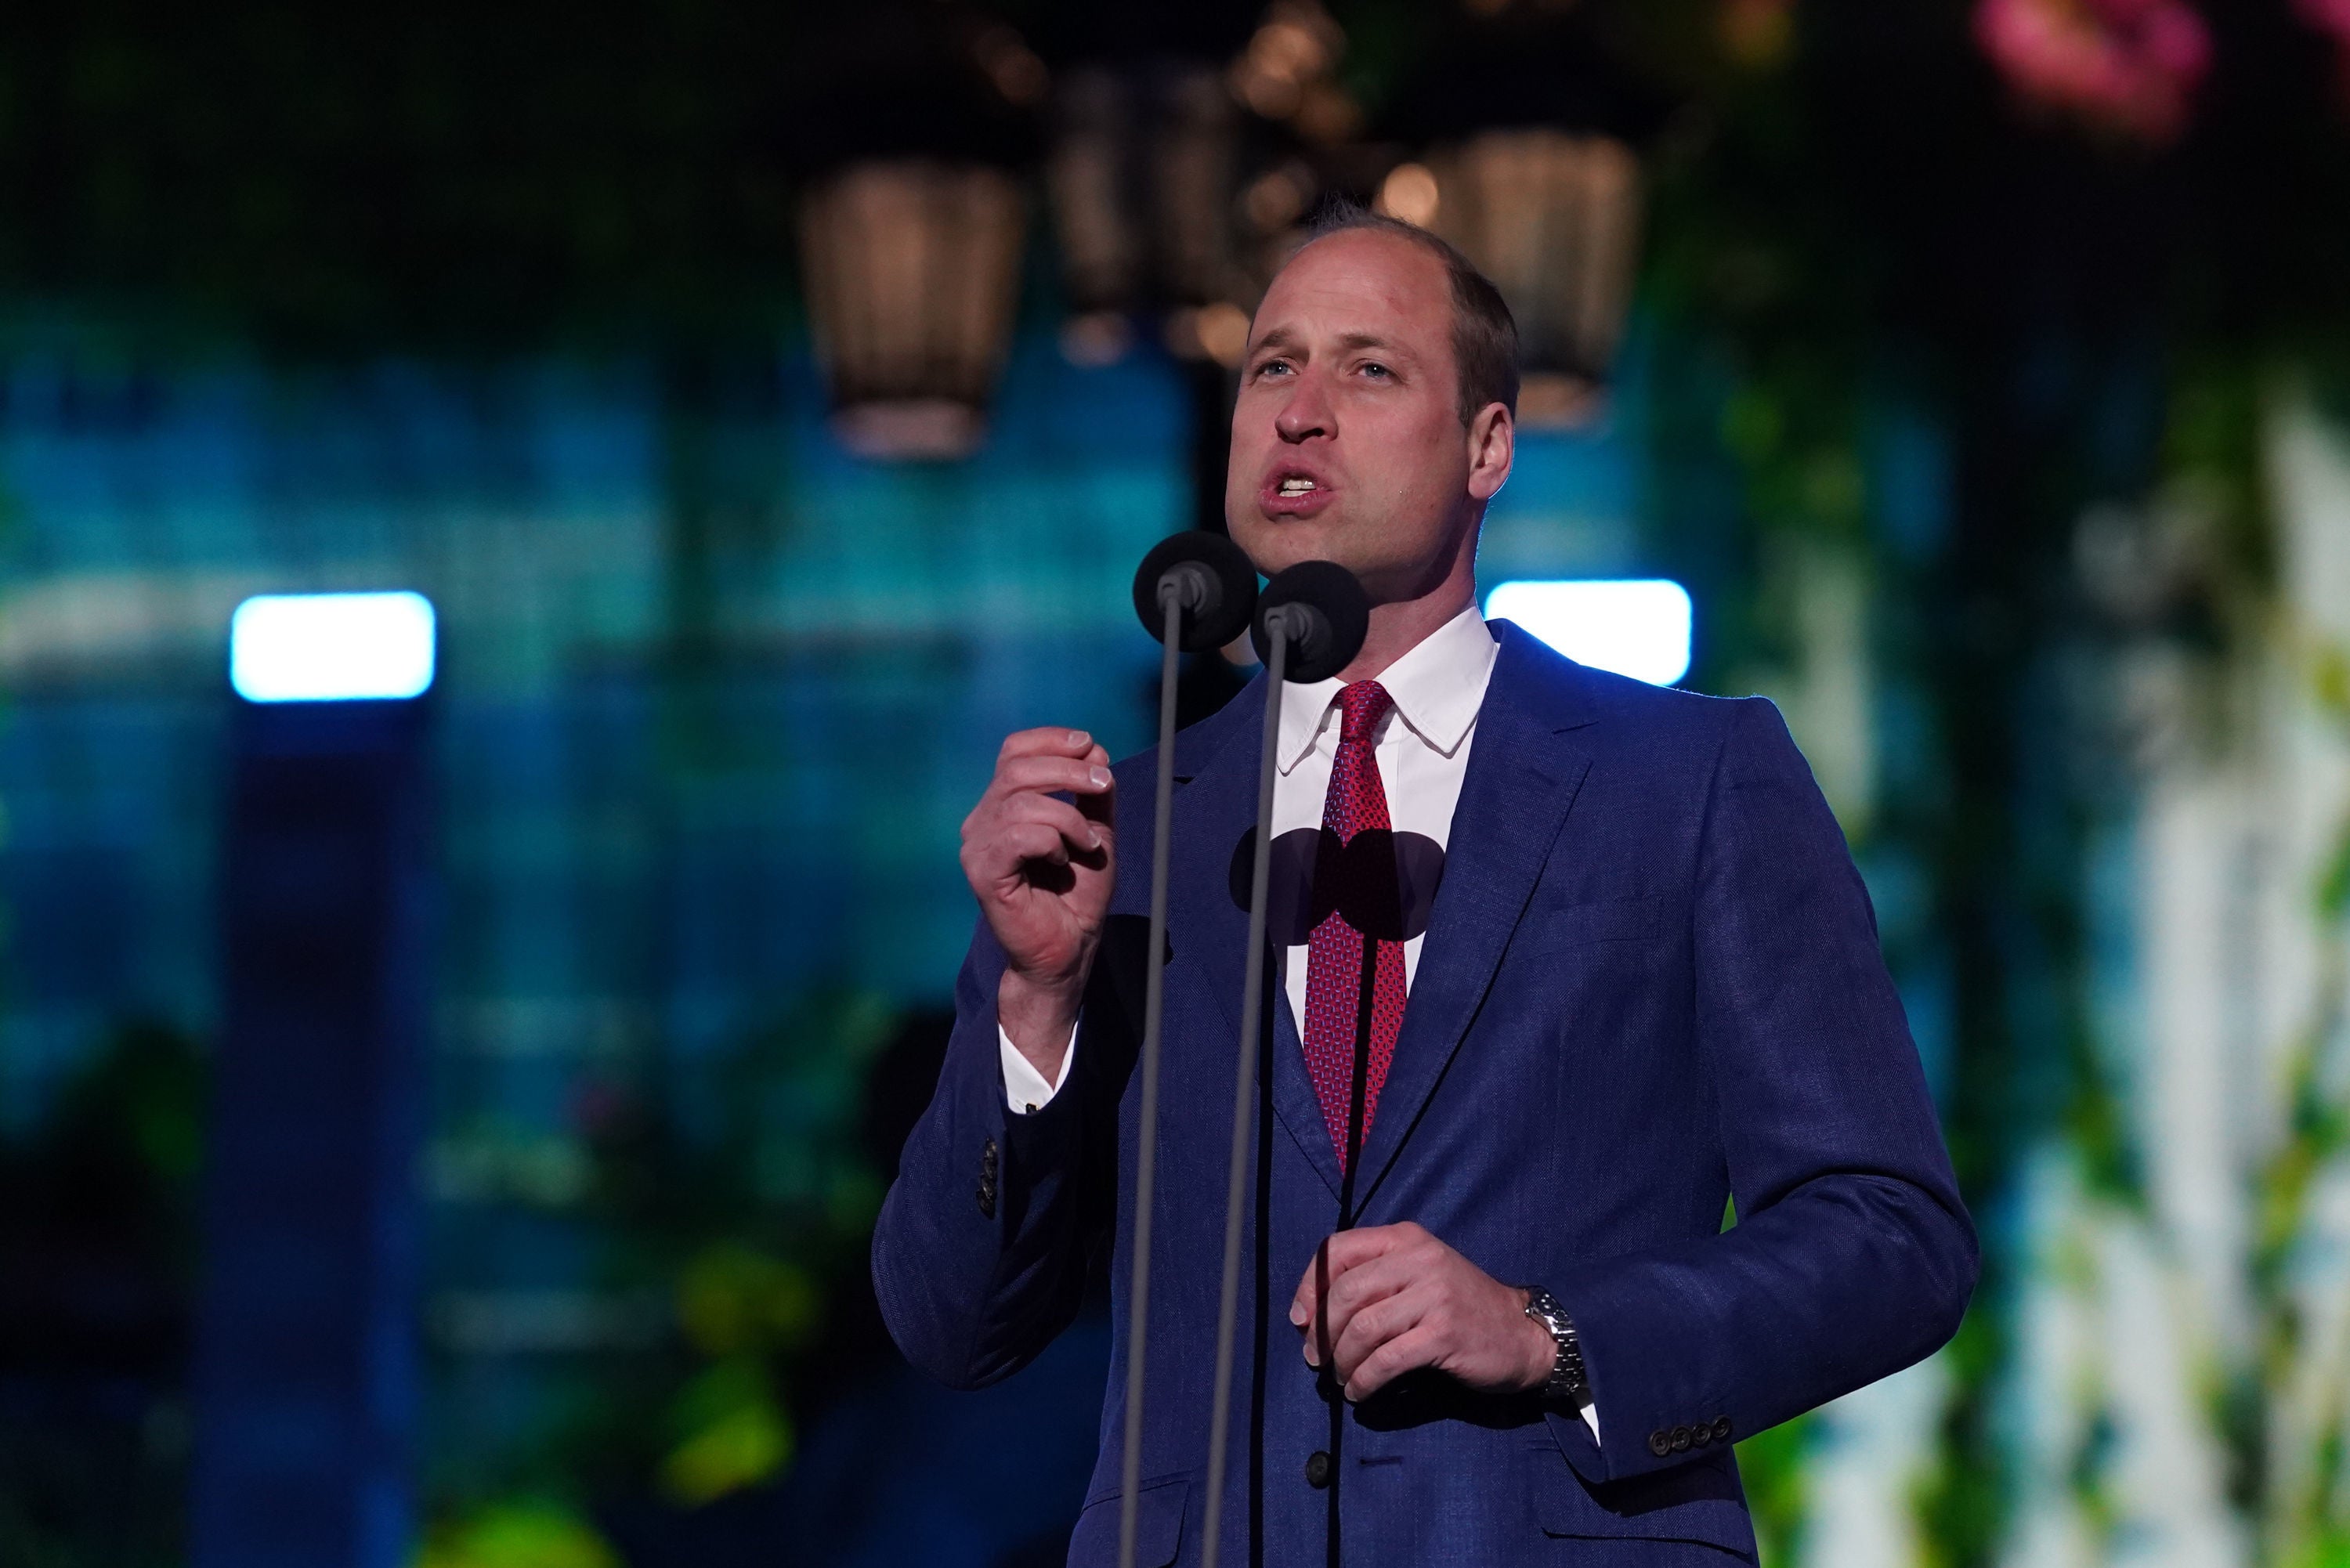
[{"x1": 874, "y1": 624, "x2": 1976, "y2": 1566}]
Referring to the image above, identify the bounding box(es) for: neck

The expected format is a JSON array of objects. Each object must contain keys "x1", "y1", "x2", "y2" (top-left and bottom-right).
[{"x1": 1332, "y1": 529, "x2": 1479, "y2": 685}]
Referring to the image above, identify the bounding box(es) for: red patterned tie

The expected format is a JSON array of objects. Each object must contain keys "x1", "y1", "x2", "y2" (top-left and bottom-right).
[{"x1": 1301, "y1": 681, "x2": 1407, "y2": 1171}]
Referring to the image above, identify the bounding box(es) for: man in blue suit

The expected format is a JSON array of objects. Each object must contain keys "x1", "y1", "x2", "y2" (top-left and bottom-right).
[{"x1": 873, "y1": 209, "x2": 1976, "y2": 1565}]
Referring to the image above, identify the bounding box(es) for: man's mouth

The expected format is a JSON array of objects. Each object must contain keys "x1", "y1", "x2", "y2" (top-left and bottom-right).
[{"x1": 1261, "y1": 468, "x2": 1335, "y2": 516}]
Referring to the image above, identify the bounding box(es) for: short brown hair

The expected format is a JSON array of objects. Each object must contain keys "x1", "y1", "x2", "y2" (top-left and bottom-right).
[{"x1": 1298, "y1": 200, "x2": 1520, "y2": 427}]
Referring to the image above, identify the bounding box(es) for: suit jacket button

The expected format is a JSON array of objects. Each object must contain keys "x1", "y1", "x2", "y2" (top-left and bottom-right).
[
  {"x1": 1712, "y1": 1415, "x2": 1733, "y2": 1443},
  {"x1": 1305, "y1": 1451, "x2": 1333, "y2": 1489},
  {"x1": 1690, "y1": 1422, "x2": 1712, "y2": 1448},
  {"x1": 1647, "y1": 1429, "x2": 1672, "y2": 1458},
  {"x1": 1669, "y1": 1425, "x2": 1692, "y2": 1452}
]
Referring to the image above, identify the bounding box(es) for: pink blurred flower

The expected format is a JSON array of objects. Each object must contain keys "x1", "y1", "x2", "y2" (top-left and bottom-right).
[
  {"x1": 2294, "y1": 0, "x2": 2350, "y2": 100},
  {"x1": 2298, "y1": 0, "x2": 2350, "y2": 40},
  {"x1": 1975, "y1": 0, "x2": 2213, "y2": 144}
]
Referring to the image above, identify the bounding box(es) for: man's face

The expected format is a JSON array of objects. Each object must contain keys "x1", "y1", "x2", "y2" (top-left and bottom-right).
[{"x1": 1224, "y1": 228, "x2": 1506, "y2": 603}]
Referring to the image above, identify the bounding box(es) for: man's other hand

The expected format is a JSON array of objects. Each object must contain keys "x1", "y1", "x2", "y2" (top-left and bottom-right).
[
  {"x1": 960, "y1": 728, "x2": 1115, "y2": 1083},
  {"x1": 1288, "y1": 1222, "x2": 1557, "y2": 1403}
]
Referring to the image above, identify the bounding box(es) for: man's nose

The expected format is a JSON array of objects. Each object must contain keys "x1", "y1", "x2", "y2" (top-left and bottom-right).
[{"x1": 1274, "y1": 373, "x2": 1335, "y2": 444}]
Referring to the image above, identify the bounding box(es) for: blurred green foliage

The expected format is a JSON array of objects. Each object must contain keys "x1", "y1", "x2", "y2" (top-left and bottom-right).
[
  {"x1": 417, "y1": 1500, "x2": 622, "y2": 1568},
  {"x1": 1738, "y1": 1414, "x2": 1814, "y2": 1566},
  {"x1": 419, "y1": 991, "x2": 900, "y2": 1545}
]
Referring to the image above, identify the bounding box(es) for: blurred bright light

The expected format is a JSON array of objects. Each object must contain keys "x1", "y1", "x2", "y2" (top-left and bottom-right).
[
  {"x1": 1484, "y1": 579, "x2": 1693, "y2": 686},
  {"x1": 230, "y1": 592, "x2": 437, "y2": 703}
]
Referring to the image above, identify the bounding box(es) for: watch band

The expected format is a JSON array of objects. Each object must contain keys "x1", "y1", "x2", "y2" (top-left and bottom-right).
[{"x1": 1522, "y1": 1286, "x2": 1590, "y2": 1406}]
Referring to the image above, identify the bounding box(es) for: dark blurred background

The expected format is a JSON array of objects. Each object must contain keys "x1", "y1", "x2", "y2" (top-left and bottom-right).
[{"x1": 5, "y1": 2, "x2": 2350, "y2": 1564}]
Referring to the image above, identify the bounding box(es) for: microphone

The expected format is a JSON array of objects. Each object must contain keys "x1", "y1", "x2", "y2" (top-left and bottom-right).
[
  {"x1": 1228, "y1": 826, "x2": 1445, "y2": 947},
  {"x1": 1249, "y1": 559, "x2": 1372, "y2": 683},
  {"x1": 1116, "y1": 531, "x2": 1260, "y2": 1568},
  {"x1": 1200, "y1": 560, "x2": 1368, "y2": 1568},
  {"x1": 1133, "y1": 531, "x2": 1259, "y2": 652}
]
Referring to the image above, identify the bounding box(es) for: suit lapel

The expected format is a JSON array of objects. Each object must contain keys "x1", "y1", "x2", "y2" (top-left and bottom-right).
[
  {"x1": 1350, "y1": 626, "x2": 1602, "y2": 1212},
  {"x1": 1268, "y1": 957, "x2": 1343, "y2": 1201},
  {"x1": 1163, "y1": 675, "x2": 1260, "y2": 1042},
  {"x1": 1165, "y1": 674, "x2": 1348, "y2": 1201}
]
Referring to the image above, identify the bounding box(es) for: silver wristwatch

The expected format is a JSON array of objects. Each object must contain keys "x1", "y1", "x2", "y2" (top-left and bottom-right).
[{"x1": 1523, "y1": 1287, "x2": 1591, "y2": 1406}]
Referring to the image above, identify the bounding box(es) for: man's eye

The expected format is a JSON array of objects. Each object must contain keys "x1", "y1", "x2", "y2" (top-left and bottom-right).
[
  {"x1": 1361, "y1": 362, "x2": 1392, "y2": 380},
  {"x1": 1256, "y1": 359, "x2": 1292, "y2": 378}
]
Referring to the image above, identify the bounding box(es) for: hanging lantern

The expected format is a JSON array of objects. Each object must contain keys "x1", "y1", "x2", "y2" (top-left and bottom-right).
[
  {"x1": 800, "y1": 160, "x2": 1026, "y2": 461},
  {"x1": 1380, "y1": 129, "x2": 1643, "y2": 428},
  {"x1": 1045, "y1": 63, "x2": 1253, "y2": 367},
  {"x1": 1044, "y1": 2, "x2": 1367, "y2": 370},
  {"x1": 1048, "y1": 69, "x2": 1146, "y2": 336},
  {"x1": 1152, "y1": 69, "x2": 1248, "y2": 313}
]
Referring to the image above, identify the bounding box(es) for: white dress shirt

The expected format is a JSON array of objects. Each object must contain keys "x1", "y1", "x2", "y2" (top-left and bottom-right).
[
  {"x1": 998, "y1": 603, "x2": 1499, "y2": 1109},
  {"x1": 1264, "y1": 601, "x2": 1496, "y2": 1030},
  {"x1": 994, "y1": 605, "x2": 1600, "y2": 1440}
]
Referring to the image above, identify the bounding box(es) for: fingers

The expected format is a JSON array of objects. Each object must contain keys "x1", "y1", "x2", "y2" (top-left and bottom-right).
[
  {"x1": 1300, "y1": 1250, "x2": 1412, "y2": 1371},
  {"x1": 1344, "y1": 1323, "x2": 1441, "y2": 1402},
  {"x1": 962, "y1": 732, "x2": 1117, "y2": 882},
  {"x1": 995, "y1": 821, "x2": 1079, "y2": 870},
  {"x1": 1329, "y1": 1274, "x2": 1424, "y2": 1378},
  {"x1": 1289, "y1": 1223, "x2": 1420, "y2": 1332},
  {"x1": 996, "y1": 793, "x2": 1103, "y2": 854},
  {"x1": 1290, "y1": 1224, "x2": 1465, "y2": 1404},
  {"x1": 997, "y1": 727, "x2": 1098, "y2": 763},
  {"x1": 1292, "y1": 1227, "x2": 1544, "y2": 1400},
  {"x1": 964, "y1": 731, "x2": 1119, "y2": 996},
  {"x1": 1073, "y1": 742, "x2": 1115, "y2": 827},
  {"x1": 967, "y1": 791, "x2": 1108, "y2": 887},
  {"x1": 993, "y1": 753, "x2": 1115, "y2": 801}
]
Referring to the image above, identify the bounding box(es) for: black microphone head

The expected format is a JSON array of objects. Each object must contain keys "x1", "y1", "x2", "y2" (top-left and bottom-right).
[
  {"x1": 1133, "y1": 532, "x2": 1260, "y2": 653},
  {"x1": 1250, "y1": 560, "x2": 1369, "y2": 683}
]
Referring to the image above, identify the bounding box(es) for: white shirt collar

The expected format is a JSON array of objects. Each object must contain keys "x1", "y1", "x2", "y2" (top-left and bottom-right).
[{"x1": 1275, "y1": 603, "x2": 1498, "y2": 776}]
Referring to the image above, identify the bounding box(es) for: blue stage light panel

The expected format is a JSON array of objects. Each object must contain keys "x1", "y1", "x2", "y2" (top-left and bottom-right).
[
  {"x1": 230, "y1": 592, "x2": 437, "y2": 702},
  {"x1": 1484, "y1": 579, "x2": 1693, "y2": 686}
]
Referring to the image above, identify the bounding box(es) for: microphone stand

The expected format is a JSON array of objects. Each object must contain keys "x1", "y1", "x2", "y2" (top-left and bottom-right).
[
  {"x1": 1121, "y1": 534, "x2": 1256, "y2": 1568},
  {"x1": 1200, "y1": 562, "x2": 1368, "y2": 1568},
  {"x1": 1199, "y1": 613, "x2": 1288, "y2": 1568},
  {"x1": 1115, "y1": 588, "x2": 1184, "y2": 1568}
]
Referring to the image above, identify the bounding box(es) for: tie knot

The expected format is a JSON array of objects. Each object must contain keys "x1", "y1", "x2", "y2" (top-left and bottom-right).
[{"x1": 1336, "y1": 681, "x2": 1394, "y2": 743}]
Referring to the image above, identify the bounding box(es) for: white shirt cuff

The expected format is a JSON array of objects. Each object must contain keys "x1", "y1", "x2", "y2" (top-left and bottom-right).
[
  {"x1": 1000, "y1": 1021, "x2": 1076, "y2": 1113},
  {"x1": 1581, "y1": 1403, "x2": 1601, "y2": 1444}
]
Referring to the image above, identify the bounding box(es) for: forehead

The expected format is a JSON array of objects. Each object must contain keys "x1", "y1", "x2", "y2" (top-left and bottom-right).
[{"x1": 1250, "y1": 228, "x2": 1454, "y2": 351}]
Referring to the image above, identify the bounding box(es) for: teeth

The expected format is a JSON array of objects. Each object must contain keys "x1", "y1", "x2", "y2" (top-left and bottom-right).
[{"x1": 1278, "y1": 478, "x2": 1315, "y2": 495}]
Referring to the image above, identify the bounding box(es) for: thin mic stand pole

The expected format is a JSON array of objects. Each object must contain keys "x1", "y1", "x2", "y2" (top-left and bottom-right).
[
  {"x1": 1116, "y1": 589, "x2": 1185, "y2": 1568},
  {"x1": 1200, "y1": 614, "x2": 1291, "y2": 1568}
]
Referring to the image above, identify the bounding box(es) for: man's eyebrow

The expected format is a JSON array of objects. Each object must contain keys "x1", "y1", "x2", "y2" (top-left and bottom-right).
[
  {"x1": 1246, "y1": 327, "x2": 1419, "y2": 359},
  {"x1": 1249, "y1": 325, "x2": 1304, "y2": 357}
]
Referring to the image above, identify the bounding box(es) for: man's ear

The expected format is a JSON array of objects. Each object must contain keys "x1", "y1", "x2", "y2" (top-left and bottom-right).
[{"x1": 1466, "y1": 402, "x2": 1515, "y2": 503}]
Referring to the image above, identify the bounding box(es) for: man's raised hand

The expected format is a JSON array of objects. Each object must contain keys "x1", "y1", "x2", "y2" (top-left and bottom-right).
[{"x1": 959, "y1": 728, "x2": 1115, "y2": 1082}]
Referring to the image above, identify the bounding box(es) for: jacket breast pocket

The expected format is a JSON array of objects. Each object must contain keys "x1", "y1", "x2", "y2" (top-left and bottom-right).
[
  {"x1": 1524, "y1": 893, "x2": 1665, "y2": 956},
  {"x1": 1528, "y1": 1442, "x2": 1756, "y2": 1559}
]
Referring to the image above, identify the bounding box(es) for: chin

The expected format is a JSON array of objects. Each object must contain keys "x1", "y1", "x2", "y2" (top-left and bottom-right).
[{"x1": 1231, "y1": 516, "x2": 1340, "y2": 579}]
